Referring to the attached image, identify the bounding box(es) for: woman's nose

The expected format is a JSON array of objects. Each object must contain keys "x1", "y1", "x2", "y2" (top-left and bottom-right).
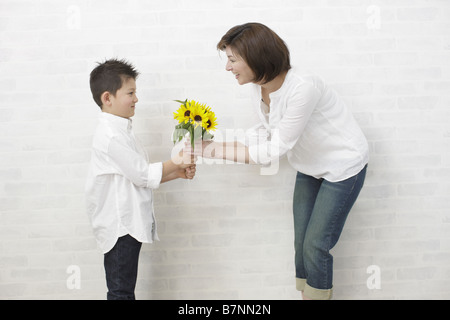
[{"x1": 225, "y1": 61, "x2": 232, "y2": 71}]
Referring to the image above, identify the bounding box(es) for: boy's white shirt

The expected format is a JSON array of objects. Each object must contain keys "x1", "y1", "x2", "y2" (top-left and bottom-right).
[{"x1": 85, "y1": 112, "x2": 162, "y2": 254}]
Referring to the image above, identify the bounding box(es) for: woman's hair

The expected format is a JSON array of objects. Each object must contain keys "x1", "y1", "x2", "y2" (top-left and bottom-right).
[{"x1": 217, "y1": 23, "x2": 291, "y2": 84}]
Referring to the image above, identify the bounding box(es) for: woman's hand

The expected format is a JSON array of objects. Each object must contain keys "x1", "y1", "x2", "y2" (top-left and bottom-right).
[
  {"x1": 184, "y1": 140, "x2": 216, "y2": 159},
  {"x1": 184, "y1": 141, "x2": 252, "y2": 164},
  {"x1": 171, "y1": 142, "x2": 198, "y2": 169}
]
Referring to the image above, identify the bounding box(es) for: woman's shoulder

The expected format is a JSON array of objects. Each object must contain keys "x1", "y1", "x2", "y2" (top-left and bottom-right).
[
  {"x1": 281, "y1": 69, "x2": 326, "y2": 102},
  {"x1": 287, "y1": 68, "x2": 324, "y2": 90}
]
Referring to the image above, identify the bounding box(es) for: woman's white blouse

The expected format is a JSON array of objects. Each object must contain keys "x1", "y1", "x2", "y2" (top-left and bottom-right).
[{"x1": 246, "y1": 69, "x2": 369, "y2": 182}]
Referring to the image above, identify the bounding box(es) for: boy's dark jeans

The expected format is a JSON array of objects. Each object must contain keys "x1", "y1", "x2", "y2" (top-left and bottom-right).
[{"x1": 104, "y1": 234, "x2": 142, "y2": 300}]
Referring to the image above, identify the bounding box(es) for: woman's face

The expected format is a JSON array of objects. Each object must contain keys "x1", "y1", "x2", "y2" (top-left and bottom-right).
[{"x1": 225, "y1": 46, "x2": 255, "y2": 85}]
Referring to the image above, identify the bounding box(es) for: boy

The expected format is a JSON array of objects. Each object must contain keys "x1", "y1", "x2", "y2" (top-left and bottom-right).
[{"x1": 85, "y1": 58, "x2": 195, "y2": 300}]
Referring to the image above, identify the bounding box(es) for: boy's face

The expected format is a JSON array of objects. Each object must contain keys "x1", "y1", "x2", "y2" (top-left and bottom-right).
[{"x1": 102, "y1": 77, "x2": 138, "y2": 119}]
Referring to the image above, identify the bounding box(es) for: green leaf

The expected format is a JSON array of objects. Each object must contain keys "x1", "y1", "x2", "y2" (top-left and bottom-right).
[
  {"x1": 203, "y1": 131, "x2": 214, "y2": 140},
  {"x1": 173, "y1": 123, "x2": 190, "y2": 145},
  {"x1": 174, "y1": 99, "x2": 188, "y2": 105},
  {"x1": 172, "y1": 130, "x2": 182, "y2": 145},
  {"x1": 182, "y1": 122, "x2": 192, "y2": 129}
]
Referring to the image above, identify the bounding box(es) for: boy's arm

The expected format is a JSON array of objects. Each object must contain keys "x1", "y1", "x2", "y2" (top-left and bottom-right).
[
  {"x1": 161, "y1": 151, "x2": 195, "y2": 178},
  {"x1": 161, "y1": 165, "x2": 196, "y2": 183},
  {"x1": 107, "y1": 137, "x2": 195, "y2": 188},
  {"x1": 108, "y1": 136, "x2": 163, "y2": 188},
  {"x1": 161, "y1": 170, "x2": 180, "y2": 183}
]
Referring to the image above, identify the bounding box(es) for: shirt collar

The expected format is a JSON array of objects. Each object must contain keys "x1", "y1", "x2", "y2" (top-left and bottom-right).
[{"x1": 99, "y1": 112, "x2": 132, "y2": 132}]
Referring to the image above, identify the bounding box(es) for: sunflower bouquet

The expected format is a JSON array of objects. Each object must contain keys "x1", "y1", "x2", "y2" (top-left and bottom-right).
[{"x1": 173, "y1": 99, "x2": 218, "y2": 150}]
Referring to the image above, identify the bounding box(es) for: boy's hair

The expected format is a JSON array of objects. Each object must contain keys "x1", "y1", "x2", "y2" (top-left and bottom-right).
[
  {"x1": 89, "y1": 58, "x2": 139, "y2": 108},
  {"x1": 217, "y1": 23, "x2": 291, "y2": 84}
]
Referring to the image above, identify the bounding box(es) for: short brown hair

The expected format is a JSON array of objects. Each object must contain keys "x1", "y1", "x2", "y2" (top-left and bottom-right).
[
  {"x1": 217, "y1": 23, "x2": 291, "y2": 84},
  {"x1": 89, "y1": 58, "x2": 139, "y2": 108}
]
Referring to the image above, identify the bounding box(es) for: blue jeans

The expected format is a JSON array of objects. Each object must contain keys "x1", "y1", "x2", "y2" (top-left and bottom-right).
[
  {"x1": 293, "y1": 165, "x2": 367, "y2": 300},
  {"x1": 104, "y1": 234, "x2": 142, "y2": 300}
]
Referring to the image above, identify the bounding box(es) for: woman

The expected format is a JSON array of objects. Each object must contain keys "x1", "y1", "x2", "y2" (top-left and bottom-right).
[{"x1": 195, "y1": 23, "x2": 369, "y2": 300}]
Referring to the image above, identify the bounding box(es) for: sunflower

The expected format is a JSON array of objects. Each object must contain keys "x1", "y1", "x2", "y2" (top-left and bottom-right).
[
  {"x1": 188, "y1": 100, "x2": 209, "y2": 129},
  {"x1": 204, "y1": 109, "x2": 218, "y2": 131},
  {"x1": 173, "y1": 102, "x2": 191, "y2": 124},
  {"x1": 173, "y1": 98, "x2": 218, "y2": 149}
]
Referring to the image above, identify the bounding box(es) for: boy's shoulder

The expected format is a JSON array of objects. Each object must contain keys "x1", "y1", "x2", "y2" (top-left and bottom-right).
[
  {"x1": 91, "y1": 116, "x2": 120, "y2": 151},
  {"x1": 91, "y1": 114, "x2": 132, "y2": 152}
]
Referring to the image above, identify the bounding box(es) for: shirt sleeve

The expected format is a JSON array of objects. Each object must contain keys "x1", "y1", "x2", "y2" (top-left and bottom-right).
[
  {"x1": 248, "y1": 82, "x2": 321, "y2": 165},
  {"x1": 107, "y1": 136, "x2": 163, "y2": 189}
]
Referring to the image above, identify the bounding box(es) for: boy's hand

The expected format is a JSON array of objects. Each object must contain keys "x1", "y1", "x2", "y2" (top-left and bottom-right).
[{"x1": 180, "y1": 165, "x2": 196, "y2": 180}]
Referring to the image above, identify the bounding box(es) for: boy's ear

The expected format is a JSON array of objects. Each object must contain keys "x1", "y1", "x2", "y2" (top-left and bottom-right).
[{"x1": 101, "y1": 91, "x2": 113, "y2": 107}]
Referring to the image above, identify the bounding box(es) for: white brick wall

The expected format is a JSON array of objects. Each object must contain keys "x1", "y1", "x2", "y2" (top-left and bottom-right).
[{"x1": 1, "y1": 0, "x2": 450, "y2": 300}]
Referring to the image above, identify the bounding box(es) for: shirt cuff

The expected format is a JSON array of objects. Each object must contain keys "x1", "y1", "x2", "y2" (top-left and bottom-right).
[
  {"x1": 248, "y1": 143, "x2": 270, "y2": 166},
  {"x1": 147, "y1": 162, "x2": 163, "y2": 189}
]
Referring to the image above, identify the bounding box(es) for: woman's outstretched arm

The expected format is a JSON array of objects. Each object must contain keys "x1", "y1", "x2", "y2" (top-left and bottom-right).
[{"x1": 192, "y1": 141, "x2": 257, "y2": 164}]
